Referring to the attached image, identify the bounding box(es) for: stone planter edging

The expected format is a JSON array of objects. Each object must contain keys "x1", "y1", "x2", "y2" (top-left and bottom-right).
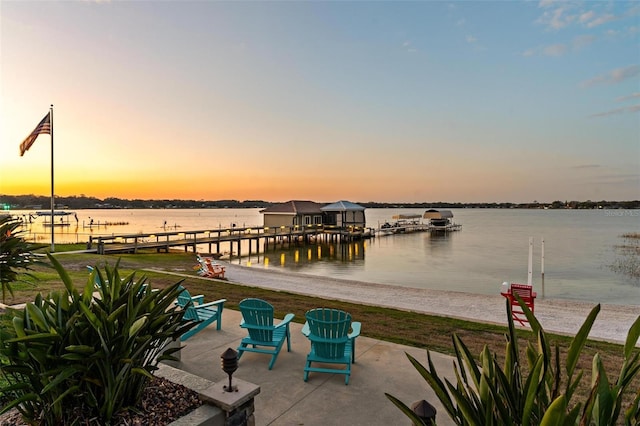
[{"x1": 157, "y1": 363, "x2": 260, "y2": 426}]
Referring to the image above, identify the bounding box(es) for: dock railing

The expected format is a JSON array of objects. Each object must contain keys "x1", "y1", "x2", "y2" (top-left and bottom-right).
[{"x1": 87, "y1": 224, "x2": 360, "y2": 255}]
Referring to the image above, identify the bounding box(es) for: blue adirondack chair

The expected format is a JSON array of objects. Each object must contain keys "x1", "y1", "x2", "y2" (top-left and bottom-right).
[
  {"x1": 87, "y1": 265, "x2": 152, "y2": 295},
  {"x1": 87, "y1": 265, "x2": 103, "y2": 288},
  {"x1": 175, "y1": 286, "x2": 226, "y2": 341},
  {"x1": 302, "y1": 308, "x2": 361, "y2": 385},
  {"x1": 237, "y1": 298, "x2": 294, "y2": 370}
]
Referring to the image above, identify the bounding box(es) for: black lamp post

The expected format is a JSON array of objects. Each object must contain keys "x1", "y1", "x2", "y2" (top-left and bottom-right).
[{"x1": 221, "y1": 347, "x2": 238, "y2": 392}]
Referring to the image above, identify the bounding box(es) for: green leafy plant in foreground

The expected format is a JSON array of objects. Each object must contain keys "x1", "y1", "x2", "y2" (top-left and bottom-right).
[
  {"x1": 386, "y1": 296, "x2": 640, "y2": 425},
  {"x1": 0, "y1": 255, "x2": 196, "y2": 424},
  {"x1": 0, "y1": 216, "x2": 46, "y2": 302}
]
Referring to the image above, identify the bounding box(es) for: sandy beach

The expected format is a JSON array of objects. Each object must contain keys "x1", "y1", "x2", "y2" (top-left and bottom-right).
[{"x1": 210, "y1": 264, "x2": 639, "y2": 345}]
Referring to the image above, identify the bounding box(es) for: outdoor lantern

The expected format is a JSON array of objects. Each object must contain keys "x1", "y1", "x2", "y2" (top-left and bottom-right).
[
  {"x1": 221, "y1": 347, "x2": 238, "y2": 392},
  {"x1": 411, "y1": 400, "x2": 437, "y2": 425}
]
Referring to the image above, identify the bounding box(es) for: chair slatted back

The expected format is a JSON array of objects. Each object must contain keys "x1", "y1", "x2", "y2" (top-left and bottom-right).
[
  {"x1": 305, "y1": 308, "x2": 351, "y2": 359},
  {"x1": 176, "y1": 287, "x2": 199, "y2": 321},
  {"x1": 240, "y1": 298, "x2": 275, "y2": 341},
  {"x1": 176, "y1": 287, "x2": 193, "y2": 307},
  {"x1": 510, "y1": 284, "x2": 535, "y2": 309}
]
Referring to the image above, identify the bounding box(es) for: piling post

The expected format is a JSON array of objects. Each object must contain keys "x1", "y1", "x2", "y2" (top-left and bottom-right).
[
  {"x1": 541, "y1": 237, "x2": 545, "y2": 298},
  {"x1": 527, "y1": 237, "x2": 533, "y2": 286}
]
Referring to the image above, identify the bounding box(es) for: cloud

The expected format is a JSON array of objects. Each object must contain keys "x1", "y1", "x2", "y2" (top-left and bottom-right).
[
  {"x1": 402, "y1": 41, "x2": 417, "y2": 53},
  {"x1": 589, "y1": 107, "x2": 627, "y2": 118},
  {"x1": 466, "y1": 35, "x2": 477, "y2": 43},
  {"x1": 579, "y1": 11, "x2": 595, "y2": 24},
  {"x1": 548, "y1": 7, "x2": 575, "y2": 29},
  {"x1": 593, "y1": 173, "x2": 640, "y2": 186},
  {"x1": 538, "y1": 0, "x2": 556, "y2": 7},
  {"x1": 572, "y1": 164, "x2": 600, "y2": 169},
  {"x1": 520, "y1": 43, "x2": 567, "y2": 57},
  {"x1": 581, "y1": 64, "x2": 640, "y2": 87},
  {"x1": 611, "y1": 65, "x2": 640, "y2": 82},
  {"x1": 523, "y1": 35, "x2": 594, "y2": 57},
  {"x1": 537, "y1": 2, "x2": 629, "y2": 31},
  {"x1": 616, "y1": 93, "x2": 640, "y2": 102},
  {"x1": 626, "y1": 4, "x2": 640, "y2": 17},
  {"x1": 572, "y1": 34, "x2": 595, "y2": 50},
  {"x1": 588, "y1": 105, "x2": 640, "y2": 118},
  {"x1": 587, "y1": 13, "x2": 616, "y2": 28},
  {"x1": 543, "y1": 44, "x2": 567, "y2": 56},
  {"x1": 589, "y1": 91, "x2": 640, "y2": 118}
]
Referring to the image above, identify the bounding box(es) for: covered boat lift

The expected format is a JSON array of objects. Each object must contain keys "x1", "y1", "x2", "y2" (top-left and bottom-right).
[{"x1": 423, "y1": 209, "x2": 461, "y2": 231}]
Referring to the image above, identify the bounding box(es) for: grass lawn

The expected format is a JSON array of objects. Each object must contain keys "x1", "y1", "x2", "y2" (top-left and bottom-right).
[{"x1": 2, "y1": 247, "x2": 639, "y2": 413}]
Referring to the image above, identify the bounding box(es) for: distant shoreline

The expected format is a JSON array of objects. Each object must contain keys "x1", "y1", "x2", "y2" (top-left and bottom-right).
[{"x1": 2, "y1": 194, "x2": 639, "y2": 211}]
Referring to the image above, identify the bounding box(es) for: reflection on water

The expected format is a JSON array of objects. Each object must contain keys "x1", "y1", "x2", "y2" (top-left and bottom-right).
[
  {"x1": 424, "y1": 229, "x2": 458, "y2": 248},
  {"x1": 245, "y1": 241, "x2": 367, "y2": 272}
]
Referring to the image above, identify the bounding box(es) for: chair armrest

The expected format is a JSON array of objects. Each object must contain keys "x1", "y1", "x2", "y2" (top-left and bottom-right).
[
  {"x1": 176, "y1": 295, "x2": 205, "y2": 306},
  {"x1": 197, "y1": 299, "x2": 226, "y2": 309},
  {"x1": 349, "y1": 322, "x2": 361, "y2": 339},
  {"x1": 188, "y1": 294, "x2": 205, "y2": 304},
  {"x1": 239, "y1": 319, "x2": 270, "y2": 330},
  {"x1": 301, "y1": 322, "x2": 310, "y2": 337},
  {"x1": 275, "y1": 313, "x2": 295, "y2": 329}
]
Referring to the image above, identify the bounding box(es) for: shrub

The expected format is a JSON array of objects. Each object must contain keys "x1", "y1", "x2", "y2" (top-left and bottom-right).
[
  {"x1": 0, "y1": 254, "x2": 196, "y2": 424},
  {"x1": 386, "y1": 296, "x2": 640, "y2": 425},
  {"x1": 0, "y1": 216, "x2": 46, "y2": 302}
]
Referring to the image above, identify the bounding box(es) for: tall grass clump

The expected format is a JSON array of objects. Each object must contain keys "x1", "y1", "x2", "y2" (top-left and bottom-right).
[
  {"x1": 609, "y1": 232, "x2": 640, "y2": 281},
  {"x1": 386, "y1": 296, "x2": 640, "y2": 425},
  {"x1": 0, "y1": 255, "x2": 195, "y2": 424}
]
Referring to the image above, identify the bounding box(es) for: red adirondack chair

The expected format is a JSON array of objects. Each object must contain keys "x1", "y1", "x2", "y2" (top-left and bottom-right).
[{"x1": 501, "y1": 283, "x2": 536, "y2": 326}]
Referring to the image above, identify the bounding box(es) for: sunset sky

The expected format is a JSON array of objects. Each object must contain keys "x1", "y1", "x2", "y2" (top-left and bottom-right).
[{"x1": 1, "y1": 1, "x2": 638, "y2": 203}]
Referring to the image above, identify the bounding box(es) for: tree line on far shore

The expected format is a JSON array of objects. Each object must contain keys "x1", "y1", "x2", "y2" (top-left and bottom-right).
[{"x1": 1, "y1": 194, "x2": 638, "y2": 211}]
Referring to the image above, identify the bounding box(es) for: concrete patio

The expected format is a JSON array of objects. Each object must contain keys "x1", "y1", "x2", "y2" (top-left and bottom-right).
[{"x1": 175, "y1": 308, "x2": 457, "y2": 426}]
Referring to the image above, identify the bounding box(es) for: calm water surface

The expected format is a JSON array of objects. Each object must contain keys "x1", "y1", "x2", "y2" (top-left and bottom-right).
[{"x1": 13, "y1": 208, "x2": 640, "y2": 305}]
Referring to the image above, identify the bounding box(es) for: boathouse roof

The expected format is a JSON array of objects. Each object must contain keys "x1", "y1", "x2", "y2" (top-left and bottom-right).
[
  {"x1": 423, "y1": 209, "x2": 454, "y2": 219},
  {"x1": 321, "y1": 200, "x2": 365, "y2": 212},
  {"x1": 260, "y1": 200, "x2": 323, "y2": 215}
]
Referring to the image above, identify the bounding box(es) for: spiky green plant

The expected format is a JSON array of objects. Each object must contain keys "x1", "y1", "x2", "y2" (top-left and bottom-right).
[
  {"x1": 386, "y1": 296, "x2": 640, "y2": 425},
  {"x1": 0, "y1": 255, "x2": 196, "y2": 424},
  {"x1": 0, "y1": 216, "x2": 46, "y2": 302}
]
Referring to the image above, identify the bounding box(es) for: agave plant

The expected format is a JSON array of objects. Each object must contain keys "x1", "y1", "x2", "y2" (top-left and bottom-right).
[
  {"x1": 0, "y1": 215, "x2": 46, "y2": 302},
  {"x1": 0, "y1": 255, "x2": 196, "y2": 424},
  {"x1": 386, "y1": 296, "x2": 640, "y2": 425}
]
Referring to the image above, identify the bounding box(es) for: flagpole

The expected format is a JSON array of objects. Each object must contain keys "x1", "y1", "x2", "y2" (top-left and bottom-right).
[{"x1": 50, "y1": 104, "x2": 55, "y2": 253}]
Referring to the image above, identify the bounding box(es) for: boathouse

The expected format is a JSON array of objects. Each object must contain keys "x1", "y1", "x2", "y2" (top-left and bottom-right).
[
  {"x1": 260, "y1": 200, "x2": 324, "y2": 228},
  {"x1": 320, "y1": 200, "x2": 366, "y2": 228}
]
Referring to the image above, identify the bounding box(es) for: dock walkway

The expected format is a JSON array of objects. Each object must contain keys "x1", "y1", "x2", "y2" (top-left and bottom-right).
[{"x1": 89, "y1": 225, "x2": 375, "y2": 255}]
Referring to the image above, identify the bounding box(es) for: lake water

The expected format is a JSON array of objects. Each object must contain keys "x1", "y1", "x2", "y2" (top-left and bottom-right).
[{"x1": 11, "y1": 208, "x2": 640, "y2": 306}]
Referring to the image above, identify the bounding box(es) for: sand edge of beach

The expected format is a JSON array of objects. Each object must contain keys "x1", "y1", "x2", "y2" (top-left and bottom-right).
[{"x1": 198, "y1": 264, "x2": 639, "y2": 345}]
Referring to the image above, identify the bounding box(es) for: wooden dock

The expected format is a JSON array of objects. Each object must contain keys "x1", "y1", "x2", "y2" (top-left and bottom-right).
[{"x1": 88, "y1": 225, "x2": 375, "y2": 256}]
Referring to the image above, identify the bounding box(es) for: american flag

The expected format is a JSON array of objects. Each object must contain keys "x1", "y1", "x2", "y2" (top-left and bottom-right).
[{"x1": 20, "y1": 112, "x2": 51, "y2": 156}]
